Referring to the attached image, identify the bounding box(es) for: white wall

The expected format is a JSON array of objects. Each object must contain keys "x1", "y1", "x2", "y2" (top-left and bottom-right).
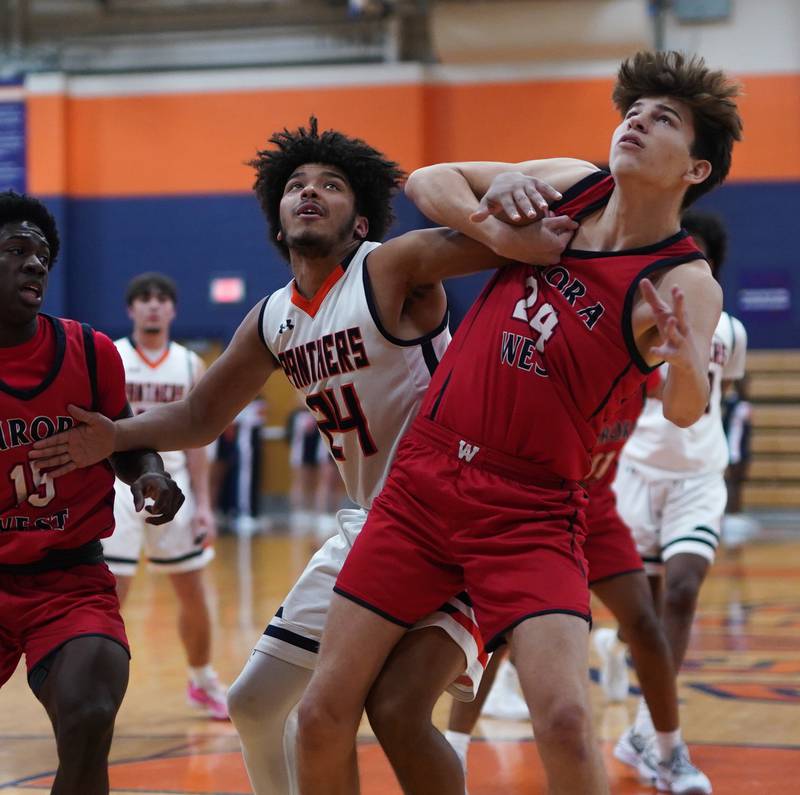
[{"x1": 431, "y1": 0, "x2": 800, "y2": 75}]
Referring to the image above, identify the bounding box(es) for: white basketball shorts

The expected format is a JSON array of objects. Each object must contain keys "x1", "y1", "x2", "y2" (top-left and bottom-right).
[
  {"x1": 103, "y1": 469, "x2": 214, "y2": 576},
  {"x1": 614, "y1": 457, "x2": 727, "y2": 574},
  {"x1": 255, "y1": 508, "x2": 487, "y2": 701}
]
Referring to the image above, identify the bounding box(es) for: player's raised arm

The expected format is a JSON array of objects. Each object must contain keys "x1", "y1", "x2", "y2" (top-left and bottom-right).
[
  {"x1": 30, "y1": 301, "x2": 278, "y2": 474},
  {"x1": 404, "y1": 157, "x2": 596, "y2": 245},
  {"x1": 637, "y1": 264, "x2": 722, "y2": 427}
]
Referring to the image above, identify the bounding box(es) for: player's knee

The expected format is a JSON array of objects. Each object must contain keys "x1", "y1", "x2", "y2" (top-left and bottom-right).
[
  {"x1": 622, "y1": 605, "x2": 663, "y2": 647},
  {"x1": 58, "y1": 697, "x2": 119, "y2": 745},
  {"x1": 365, "y1": 686, "x2": 426, "y2": 747},
  {"x1": 664, "y1": 577, "x2": 702, "y2": 618},
  {"x1": 296, "y1": 691, "x2": 353, "y2": 753},
  {"x1": 226, "y1": 675, "x2": 262, "y2": 729},
  {"x1": 535, "y1": 700, "x2": 593, "y2": 756}
]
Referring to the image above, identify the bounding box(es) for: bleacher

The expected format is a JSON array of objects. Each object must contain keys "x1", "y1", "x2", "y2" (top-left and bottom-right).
[{"x1": 744, "y1": 351, "x2": 800, "y2": 509}]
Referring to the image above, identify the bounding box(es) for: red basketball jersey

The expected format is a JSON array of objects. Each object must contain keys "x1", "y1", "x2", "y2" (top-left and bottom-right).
[
  {"x1": 0, "y1": 315, "x2": 126, "y2": 564},
  {"x1": 420, "y1": 171, "x2": 705, "y2": 480}
]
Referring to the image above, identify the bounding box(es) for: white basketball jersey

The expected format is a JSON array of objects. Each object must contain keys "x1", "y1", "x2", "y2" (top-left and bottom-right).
[
  {"x1": 621, "y1": 312, "x2": 747, "y2": 478},
  {"x1": 115, "y1": 337, "x2": 202, "y2": 473},
  {"x1": 260, "y1": 241, "x2": 450, "y2": 509}
]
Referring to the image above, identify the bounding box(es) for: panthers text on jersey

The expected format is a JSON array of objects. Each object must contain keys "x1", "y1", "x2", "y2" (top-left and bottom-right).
[{"x1": 260, "y1": 241, "x2": 450, "y2": 508}]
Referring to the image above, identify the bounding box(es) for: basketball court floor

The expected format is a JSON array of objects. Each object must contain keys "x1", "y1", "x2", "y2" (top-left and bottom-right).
[{"x1": 1, "y1": 519, "x2": 798, "y2": 794}]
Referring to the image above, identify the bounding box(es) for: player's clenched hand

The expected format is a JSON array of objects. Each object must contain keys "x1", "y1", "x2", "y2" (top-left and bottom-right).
[
  {"x1": 489, "y1": 214, "x2": 578, "y2": 265},
  {"x1": 131, "y1": 472, "x2": 185, "y2": 525},
  {"x1": 640, "y1": 278, "x2": 703, "y2": 373},
  {"x1": 28, "y1": 404, "x2": 116, "y2": 476},
  {"x1": 471, "y1": 172, "x2": 562, "y2": 224},
  {"x1": 193, "y1": 504, "x2": 217, "y2": 545}
]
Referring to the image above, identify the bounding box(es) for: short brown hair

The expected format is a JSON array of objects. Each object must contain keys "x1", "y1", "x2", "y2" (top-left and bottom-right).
[
  {"x1": 125, "y1": 272, "x2": 178, "y2": 306},
  {"x1": 612, "y1": 50, "x2": 742, "y2": 207}
]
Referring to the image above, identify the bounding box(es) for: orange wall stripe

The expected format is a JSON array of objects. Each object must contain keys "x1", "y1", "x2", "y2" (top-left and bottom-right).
[
  {"x1": 26, "y1": 94, "x2": 68, "y2": 195},
  {"x1": 25, "y1": 72, "x2": 800, "y2": 197}
]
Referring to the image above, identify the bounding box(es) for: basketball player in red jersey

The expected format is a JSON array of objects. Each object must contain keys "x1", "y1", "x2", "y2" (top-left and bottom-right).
[
  {"x1": 0, "y1": 192, "x2": 184, "y2": 795},
  {"x1": 444, "y1": 368, "x2": 712, "y2": 793},
  {"x1": 27, "y1": 121, "x2": 576, "y2": 795},
  {"x1": 281, "y1": 51, "x2": 742, "y2": 794}
]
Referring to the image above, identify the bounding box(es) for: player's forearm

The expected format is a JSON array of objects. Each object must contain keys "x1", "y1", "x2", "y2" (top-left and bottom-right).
[
  {"x1": 111, "y1": 449, "x2": 166, "y2": 486},
  {"x1": 185, "y1": 446, "x2": 212, "y2": 509},
  {"x1": 405, "y1": 165, "x2": 504, "y2": 246},
  {"x1": 114, "y1": 398, "x2": 219, "y2": 454},
  {"x1": 661, "y1": 357, "x2": 709, "y2": 427}
]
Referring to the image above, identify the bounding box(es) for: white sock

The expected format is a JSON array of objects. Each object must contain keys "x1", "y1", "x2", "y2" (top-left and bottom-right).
[
  {"x1": 189, "y1": 664, "x2": 217, "y2": 687},
  {"x1": 444, "y1": 730, "x2": 471, "y2": 772},
  {"x1": 655, "y1": 728, "x2": 683, "y2": 762},
  {"x1": 633, "y1": 697, "x2": 655, "y2": 737}
]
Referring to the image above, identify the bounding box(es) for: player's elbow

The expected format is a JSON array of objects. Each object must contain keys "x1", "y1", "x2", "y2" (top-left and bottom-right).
[
  {"x1": 661, "y1": 401, "x2": 702, "y2": 428},
  {"x1": 404, "y1": 167, "x2": 429, "y2": 202}
]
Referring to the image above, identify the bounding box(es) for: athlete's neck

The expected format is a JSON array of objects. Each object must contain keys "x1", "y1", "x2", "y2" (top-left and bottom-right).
[
  {"x1": 578, "y1": 180, "x2": 683, "y2": 252},
  {"x1": 0, "y1": 315, "x2": 38, "y2": 348},
  {"x1": 290, "y1": 240, "x2": 362, "y2": 300},
  {"x1": 132, "y1": 328, "x2": 169, "y2": 354}
]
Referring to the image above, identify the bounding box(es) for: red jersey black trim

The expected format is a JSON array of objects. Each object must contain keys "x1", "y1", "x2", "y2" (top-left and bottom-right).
[
  {"x1": 0, "y1": 315, "x2": 66, "y2": 400},
  {"x1": 589, "y1": 361, "x2": 635, "y2": 420},
  {"x1": 549, "y1": 170, "x2": 609, "y2": 213},
  {"x1": 622, "y1": 252, "x2": 708, "y2": 374},
  {"x1": 81, "y1": 324, "x2": 100, "y2": 412},
  {"x1": 362, "y1": 252, "x2": 449, "y2": 348},
  {"x1": 566, "y1": 229, "x2": 690, "y2": 259}
]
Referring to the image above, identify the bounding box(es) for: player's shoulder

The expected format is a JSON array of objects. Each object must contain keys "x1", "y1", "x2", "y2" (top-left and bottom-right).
[
  {"x1": 520, "y1": 158, "x2": 600, "y2": 194},
  {"x1": 720, "y1": 311, "x2": 748, "y2": 349}
]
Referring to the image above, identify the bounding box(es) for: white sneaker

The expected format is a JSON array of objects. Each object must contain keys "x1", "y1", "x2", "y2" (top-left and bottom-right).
[
  {"x1": 593, "y1": 627, "x2": 629, "y2": 702},
  {"x1": 613, "y1": 726, "x2": 652, "y2": 770},
  {"x1": 480, "y1": 660, "x2": 530, "y2": 721},
  {"x1": 638, "y1": 741, "x2": 712, "y2": 794}
]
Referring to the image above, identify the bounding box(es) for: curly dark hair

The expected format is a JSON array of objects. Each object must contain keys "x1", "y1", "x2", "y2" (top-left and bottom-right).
[
  {"x1": 682, "y1": 210, "x2": 727, "y2": 280},
  {"x1": 613, "y1": 51, "x2": 742, "y2": 208},
  {"x1": 250, "y1": 116, "x2": 405, "y2": 259},
  {"x1": 0, "y1": 191, "x2": 60, "y2": 266},
  {"x1": 125, "y1": 271, "x2": 178, "y2": 306}
]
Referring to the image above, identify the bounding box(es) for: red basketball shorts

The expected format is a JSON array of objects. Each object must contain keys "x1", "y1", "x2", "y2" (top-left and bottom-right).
[
  {"x1": 335, "y1": 418, "x2": 591, "y2": 651},
  {"x1": 584, "y1": 483, "x2": 644, "y2": 585},
  {"x1": 0, "y1": 562, "x2": 129, "y2": 689}
]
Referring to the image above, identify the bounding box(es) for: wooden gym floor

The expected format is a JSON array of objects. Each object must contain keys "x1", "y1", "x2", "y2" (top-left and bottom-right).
[{"x1": 1, "y1": 520, "x2": 799, "y2": 794}]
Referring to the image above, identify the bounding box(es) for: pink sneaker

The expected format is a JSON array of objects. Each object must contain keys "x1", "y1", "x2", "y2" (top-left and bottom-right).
[{"x1": 187, "y1": 678, "x2": 230, "y2": 721}]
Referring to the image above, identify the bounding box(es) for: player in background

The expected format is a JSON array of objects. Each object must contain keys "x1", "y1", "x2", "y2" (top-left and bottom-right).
[
  {"x1": 101, "y1": 272, "x2": 227, "y2": 720},
  {"x1": 29, "y1": 119, "x2": 576, "y2": 795},
  {"x1": 291, "y1": 51, "x2": 741, "y2": 795},
  {"x1": 0, "y1": 192, "x2": 184, "y2": 795},
  {"x1": 443, "y1": 369, "x2": 712, "y2": 795},
  {"x1": 610, "y1": 210, "x2": 747, "y2": 773}
]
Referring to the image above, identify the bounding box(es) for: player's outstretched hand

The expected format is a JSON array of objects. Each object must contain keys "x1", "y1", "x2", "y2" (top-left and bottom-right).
[
  {"x1": 471, "y1": 172, "x2": 562, "y2": 224},
  {"x1": 640, "y1": 278, "x2": 700, "y2": 371},
  {"x1": 490, "y1": 214, "x2": 578, "y2": 265},
  {"x1": 131, "y1": 472, "x2": 185, "y2": 525},
  {"x1": 29, "y1": 404, "x2": 115, "y2": 476}
]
